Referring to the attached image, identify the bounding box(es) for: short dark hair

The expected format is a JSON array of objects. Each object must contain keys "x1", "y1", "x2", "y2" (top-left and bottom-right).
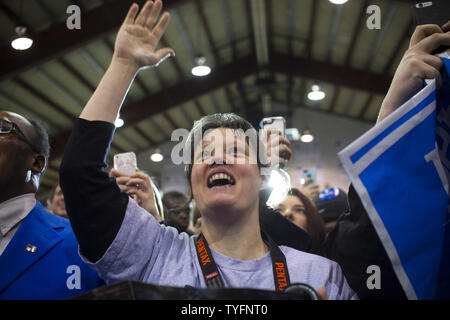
[
  {"x1": 162, "y1": 190, "x2": 188, "y2": 209},
  {"x1": 25, "y1": 116, "x2": 50, "y2": 185}
]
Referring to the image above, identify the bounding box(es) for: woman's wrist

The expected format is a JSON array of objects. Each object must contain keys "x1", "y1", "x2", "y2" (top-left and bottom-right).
[{"x1": 109, "y1": 56, "x2": 140, "y2": 78}]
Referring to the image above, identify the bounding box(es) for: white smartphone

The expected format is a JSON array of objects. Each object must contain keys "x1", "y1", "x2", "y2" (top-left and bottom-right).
[
  {"x1": 261, "y1": 116, "x2": 286, "y2": 137},
  {"x1": 113, "y1": 152, "x2": 137, "y2": 176}
]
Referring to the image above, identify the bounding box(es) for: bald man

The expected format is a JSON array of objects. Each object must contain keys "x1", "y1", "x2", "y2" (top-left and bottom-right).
[{"x1": 0, "y1": 111, "x2": 103, "y2": 299}]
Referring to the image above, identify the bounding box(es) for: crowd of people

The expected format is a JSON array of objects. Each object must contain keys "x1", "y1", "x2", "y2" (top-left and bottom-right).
[{"x1": 1, "y1": 0, "x2": 449, "y2": 300}]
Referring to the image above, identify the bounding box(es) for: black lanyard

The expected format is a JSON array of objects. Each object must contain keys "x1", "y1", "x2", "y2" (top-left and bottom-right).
[{"x1": 195, "y1": 232, "x2": 291, "y2": 292}]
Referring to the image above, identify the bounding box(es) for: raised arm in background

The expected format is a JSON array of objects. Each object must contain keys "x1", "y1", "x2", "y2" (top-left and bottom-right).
[
  {"x1": 377, "y1": 22, "x2": 450, "y2": 123},
  {"x1": 325, "y1": 22, "x2": 450, "y2": 300}
]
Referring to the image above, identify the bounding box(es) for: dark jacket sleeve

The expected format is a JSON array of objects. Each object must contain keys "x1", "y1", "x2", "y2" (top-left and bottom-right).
[
  {"x1": 59, "y1": 118, "x2": 129, "y2": 263},
  {"x1": 323, "y1": 184, "x2": 407, "y2": 300}
]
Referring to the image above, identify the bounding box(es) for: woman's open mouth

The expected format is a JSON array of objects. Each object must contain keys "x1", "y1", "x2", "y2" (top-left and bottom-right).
[{"x1": 207, "y1": 172, "x2": 236, "y2": 188}]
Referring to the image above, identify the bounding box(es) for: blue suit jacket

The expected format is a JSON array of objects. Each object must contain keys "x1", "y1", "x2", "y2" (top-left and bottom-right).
[{"x1": 0, "y1": 201, "x2": 104, "y2": 299}]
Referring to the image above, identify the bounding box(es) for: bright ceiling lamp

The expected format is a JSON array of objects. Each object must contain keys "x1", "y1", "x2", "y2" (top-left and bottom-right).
[
  {"x1": 114, "y1": 117, "x2": 124, "y2": 128},
  {"x1": 191, "y1": 55, "x2": 211, "y2": 77},
  {"x1": 307, "y1": 84, "x2": 325, "y2": 101},
  {"x1": 150, "y1": 149, "x2": 164, "y2": 162},
  {"x1": 300, "y1": 129, "x2": 314, "y2": 143},
  {"x1": 329, "y1": 0, "x2": 348, "y2": 4},
  {"x1": 11, "y1": 26, "x2": 33, "y2": 50}
]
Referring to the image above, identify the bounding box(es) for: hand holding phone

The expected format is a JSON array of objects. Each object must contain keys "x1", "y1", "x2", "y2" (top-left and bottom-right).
[
  {"x1": 261, "y1": 117, "x2": 291, "y2": 168},
  {"x1": 412, "y1": 0, "x2": 450, "y2": 54},
  {"x1": 302, "y1": 168, "x2": 317, "y2": 186},
  {"x1": 261, "y1": 117, "x2": 286, "y2": 137},
  {"x1": 113, "y1": 152, "x2": 137, "y2": 176}
]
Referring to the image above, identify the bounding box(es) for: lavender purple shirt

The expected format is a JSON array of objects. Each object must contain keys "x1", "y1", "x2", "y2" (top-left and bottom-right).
[{"x1": 81, "y1": 199, "x2": 358, "y2": 300}]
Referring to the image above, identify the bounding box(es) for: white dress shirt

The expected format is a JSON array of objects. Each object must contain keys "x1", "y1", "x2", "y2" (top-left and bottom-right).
[{"x1": 0, "y1": 193, "x2": 36, "y2": 255}]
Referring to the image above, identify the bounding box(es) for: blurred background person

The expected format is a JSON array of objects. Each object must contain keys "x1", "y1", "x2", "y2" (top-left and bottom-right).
[
  {"x1": 275, "y1": 188, "x2": 326, "y2": 255},
  {"x1": 313, "y1": 187, "x2": 349, "y2": 236},
  {"x1": 162, "y1": 191, "x2": 192, "y2": 235},
  {"x1": 47, "y1": 184, "x2": 67, "y2": 218},
  {"x1": 111, "y1": 168, "x2": 193, "y2": 235}
]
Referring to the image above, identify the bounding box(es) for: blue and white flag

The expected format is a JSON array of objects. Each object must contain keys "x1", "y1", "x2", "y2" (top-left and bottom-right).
[{"x1": 339, "y1": 55, "x2": 450, "y2": 300}]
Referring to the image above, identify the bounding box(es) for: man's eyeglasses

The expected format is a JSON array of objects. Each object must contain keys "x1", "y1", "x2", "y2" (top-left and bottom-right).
[{"x1": 0, "y1": 119, "x2": 39, "y2": 153}]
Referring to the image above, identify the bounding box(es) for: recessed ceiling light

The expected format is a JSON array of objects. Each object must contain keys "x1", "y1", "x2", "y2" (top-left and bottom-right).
[
  {"x1": 191, "y1": 55, "x2": 211, "y2": 77},
  {"x1": 307, "y1": 85, "x2": 325, "y2": 101},
  {"x1": 11, "y1": 26, "x2": 33, "y2": 50},
  {"x1": 329, "y1": 0, "x2": 349, "y2": 4},
  {"x1": 300, "y1": 129, "x2": 314, "y2": 143},
  {"x1": 151, "y1": 149, "x2": 164, "y2": 162}
]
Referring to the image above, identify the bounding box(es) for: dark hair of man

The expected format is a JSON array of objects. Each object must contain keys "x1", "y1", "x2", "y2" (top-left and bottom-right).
[
  {"x1": 25, "y1": 116, "x2": 50, "y2": 185},
  {"x1": 162, "y1": 190, "x2": 188, "y2": 209}
]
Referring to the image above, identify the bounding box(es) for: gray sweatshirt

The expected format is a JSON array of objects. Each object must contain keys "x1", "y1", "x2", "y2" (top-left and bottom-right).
[{"x1": 81, "y1": 199, "x2": 358, "y2": 300}]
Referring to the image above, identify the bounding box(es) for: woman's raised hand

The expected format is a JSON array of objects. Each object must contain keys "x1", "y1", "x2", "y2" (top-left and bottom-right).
[{"x1": 113, "y1": 0, "x2": 175, "y2": 71}]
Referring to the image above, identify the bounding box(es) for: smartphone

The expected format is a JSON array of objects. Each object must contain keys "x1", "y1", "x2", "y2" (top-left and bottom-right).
[
  {"x1": 113, "y1": 152, "x2": 137, "y2": 176},
  {"x1": 412, "y1": 0, "x2": 450, "y2": 27},
  {"x1": 302, "y1": 168, "x2": 316, "y2": 186},
  {"x1": 412, "y1": 0, "x2": 450, "y2": 54},
  {"x1": 261, "y1": 116, "x2": 286, "y2": 137}
]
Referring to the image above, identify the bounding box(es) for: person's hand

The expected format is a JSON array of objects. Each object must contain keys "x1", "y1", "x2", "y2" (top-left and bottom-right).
[
  {"x1": 317, "y1": 287, "x2": 328, "y2": 300},
  {"x1": 300, "y1": 183, "x2": 320, "y2": 200},
  {"x1": 112, "y1": 0, "x2": 175, "y2": 71},
  {"x1": 110, "y1": 168, "x2": 162, "y2": 222},
  {"x1": 110, "y1": 168, "x2": 131, "y2": 192},
  {"x1": 262, "y1": 129, "x2": 292, "y2": 168},
  {"x1": 378, "y1": 22, "x2": 450, "y2": 123}
]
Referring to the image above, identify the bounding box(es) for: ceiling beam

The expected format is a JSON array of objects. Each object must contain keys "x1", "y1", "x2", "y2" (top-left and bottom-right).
[
  {"x1": 286, "y1": 0, "x2": 296, "y2": 125},
  {"x1": 269, "y1": 52, "x2": 392, "y2": 96},
  {"x1": 343, "y1": 0, "x2": 370, "y2": 66},
  {"x1": 123, "y1": 54, "x2": 258, "y2": 123},
  {"x1": 219, "y1": 0, "x2": 252, "y2": 122},
  {"x1": 383, "y1": 20, "x2": 413, "y2": 74},
  {"x1": 306, "y1": 0, "x2": 318, "y2": 60},
  {"x1": 0, "y1": 3, "x2": 34, "y2": 34},
  {"x1": 47, "y1": 51, "x2": 393, "y2": 160},
  {"x1": 13, "y1": 77, "x2": 75, "y2": 122},
  {"x1": 195, "y1": 0, "x2": 238, "y2": 116},
  {"x1": 249, "y1": 0, "x2": 269, "y2": 68},
  {"x1": 358, "y1": 94, "x2": 376, "y2": 120},
  {"x1": 270, "y1": 98, "x2": 375, "y2": 125},
  {"x1": 48, "y1": 53, "x2": 257, "y2": 159},
  {"x1": 0, "y1": 0, "x2": 189, "y2": 82}
]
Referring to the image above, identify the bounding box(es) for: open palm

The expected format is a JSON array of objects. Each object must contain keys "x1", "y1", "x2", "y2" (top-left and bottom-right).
[{"x1": 113, "y1": 0, "x2": 174, "y2": 69}]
